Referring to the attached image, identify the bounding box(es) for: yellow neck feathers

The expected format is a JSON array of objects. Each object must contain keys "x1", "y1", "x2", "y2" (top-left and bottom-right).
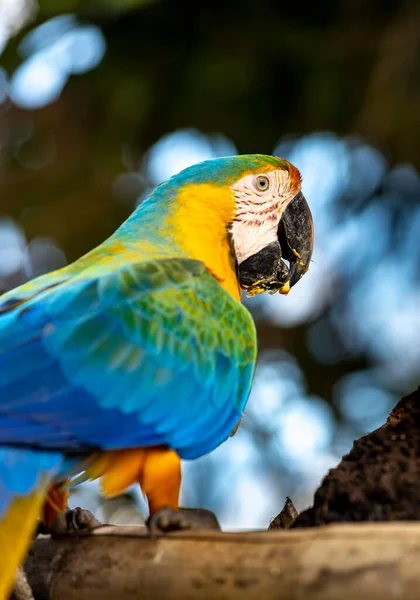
[{"x1": 169, "y1": 183, "x2": 241, "y2": 301}]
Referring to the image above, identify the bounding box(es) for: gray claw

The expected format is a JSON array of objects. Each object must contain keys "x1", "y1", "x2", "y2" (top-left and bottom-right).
[
  {"x1": 49, "y1": 507, "x2": 102, "y2": 537},
  {"x1": 147, "y1": 507, "x2": 220, "y2": 537}
]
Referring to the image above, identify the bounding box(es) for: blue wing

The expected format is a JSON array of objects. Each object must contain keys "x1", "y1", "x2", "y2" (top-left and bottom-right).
[{"x1": 0, "y1": 258, "x2": 256, "y2": 459}]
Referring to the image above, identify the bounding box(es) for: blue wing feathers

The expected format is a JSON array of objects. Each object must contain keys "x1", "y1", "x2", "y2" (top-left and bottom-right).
[{"x1": 0, "y1": 258, "x2": 255, "y2": 463}]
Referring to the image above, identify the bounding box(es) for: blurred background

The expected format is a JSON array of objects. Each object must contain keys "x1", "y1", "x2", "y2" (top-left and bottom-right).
[{"x1": 0, "y1": 0, "x2": 419, "y2": 529}]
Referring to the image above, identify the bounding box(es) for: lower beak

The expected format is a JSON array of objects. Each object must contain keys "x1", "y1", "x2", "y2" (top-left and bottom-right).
[{"x1": 238, "y1": 191, "x2": 313, "y2": 296}]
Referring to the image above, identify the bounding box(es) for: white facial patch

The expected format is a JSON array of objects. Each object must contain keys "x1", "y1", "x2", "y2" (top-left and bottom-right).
[{"x1": 230, "y1": 170, "x2": 298, "y2": 265}]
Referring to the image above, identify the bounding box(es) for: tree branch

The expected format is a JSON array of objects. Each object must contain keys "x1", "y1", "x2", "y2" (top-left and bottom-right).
[{"x1": 25, "y1": 523, "x2": 420, "y2": 599}]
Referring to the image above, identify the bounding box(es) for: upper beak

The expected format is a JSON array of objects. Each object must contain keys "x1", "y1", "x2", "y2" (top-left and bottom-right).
[
  {"x1": 237, "y1": 191, "x2": 313, "y2": 296},
  {"x1": 277, "y1": 191, "x2": 314, "y2": 293}
]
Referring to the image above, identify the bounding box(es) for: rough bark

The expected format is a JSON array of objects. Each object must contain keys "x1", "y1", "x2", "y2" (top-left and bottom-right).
[
  {"x1": 24, "y1": 523, "x2": 420, "y2": 600},
  {"x1": 268, "y1": 497, "x2": 298, "y2": 530},
  {"x1": 293, "y1": 388, "x2": 420, "y2": 527}
]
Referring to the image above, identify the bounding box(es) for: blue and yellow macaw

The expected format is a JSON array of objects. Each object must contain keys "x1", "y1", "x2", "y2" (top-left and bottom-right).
[{"x1": 0, "y1": 154, "x2": 313, "y2": 597}]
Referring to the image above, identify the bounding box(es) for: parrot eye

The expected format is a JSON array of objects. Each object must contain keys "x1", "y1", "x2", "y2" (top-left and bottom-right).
[{"x1": 254, "y1": 175, "x2": 270, "y2": 192}]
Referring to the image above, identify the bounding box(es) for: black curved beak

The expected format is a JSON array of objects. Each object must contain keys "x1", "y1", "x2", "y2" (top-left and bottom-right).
[
  {"x1": 277, "y1": 191, "x2": 314, "y2": 292},
  {"x1": 238, "y1": 191, "x2": 314, "y2": 296}
]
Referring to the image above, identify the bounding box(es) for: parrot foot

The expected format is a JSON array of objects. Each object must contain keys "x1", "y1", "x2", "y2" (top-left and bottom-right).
[
  {"x1": 147, "y1": 507, "x2": 220, "y2": 536},
  {"x1": 48, "y1": 507, "x2": 102, "y2": 537}
]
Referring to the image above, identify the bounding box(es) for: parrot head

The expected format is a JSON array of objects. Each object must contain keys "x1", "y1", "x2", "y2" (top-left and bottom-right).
[
  {"x1": 228, "y1": 156, "x2": 313, "y2": 296},
  {"x1": 134, "y1": 154, "x2": 313, "y2": 298}
]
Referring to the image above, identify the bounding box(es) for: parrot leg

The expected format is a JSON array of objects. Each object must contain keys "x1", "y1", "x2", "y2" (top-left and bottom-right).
[
  {"x1": 85, "y1": 447, "x2": 220, "y2": 534},
  {"x1": 139, "y1": 447, "x2": 182, "y2": 515},
  {"x1": 139, "y1": 448, "x2": 220, "y2": 535},
  {"x1": 41, "y1": 481, "x2": 70, "y2": 528}
]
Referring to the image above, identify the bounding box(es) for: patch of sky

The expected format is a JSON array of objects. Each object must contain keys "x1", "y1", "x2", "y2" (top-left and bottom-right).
[
  {"x1": 145, "y1": 129, "x2": 237, "y2": 186},
  {"x1": 9, "y1": 14, "x2": 106, "y2": 109},
  {"x1": 274, "y1": 395, "x2": 335, "y2": 463},
  {"x1": 0, "y1": 218, "x2": 26, "y2": 277},
  {"x1": 0, "y1": 0, "x2": 37, "y2": 56},
  {"x1": 335, "y1": 372, "x2": 396, "y2": 432}
]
